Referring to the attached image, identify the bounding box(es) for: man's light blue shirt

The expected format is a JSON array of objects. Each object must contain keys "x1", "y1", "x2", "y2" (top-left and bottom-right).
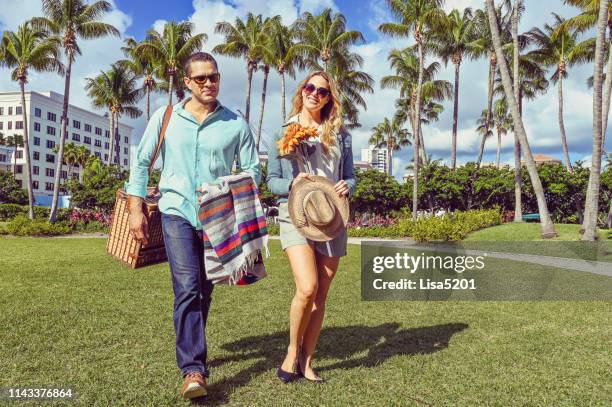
[{"x1": 125, "y1": 99, "x2": 261, "y2": 229}]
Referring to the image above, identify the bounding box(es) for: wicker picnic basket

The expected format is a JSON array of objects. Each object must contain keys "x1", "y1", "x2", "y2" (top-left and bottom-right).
[{"x1": 106, "y1": 105, "x2": 173, "y2": 268}]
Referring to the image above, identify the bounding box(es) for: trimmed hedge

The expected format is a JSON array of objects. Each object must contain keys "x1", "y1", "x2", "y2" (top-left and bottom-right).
[
  {"x1": 0, "y1": 204, "x2": 71, "y2": 222},
  {"x1": 6, "y1": 215, "x2": 71, "y2": 236}
]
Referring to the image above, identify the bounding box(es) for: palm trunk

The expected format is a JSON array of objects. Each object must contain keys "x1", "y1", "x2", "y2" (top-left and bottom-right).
[
  {"x1": 496, "y1": 130, "x2": 501, "y2": 168},
  {"x1": 419, "y1": 126, "x2": 426, "y2": 163},
  {"x1": 245, "y1": 63, "x2": 254, "y2": 122},
  {"x1": 558, "y1": 76, "x2": 573, "y2": 173},
  {"x1": 146, "y1": 87, "x2": 151, "y2": 121},
  {"x1": 115, "y1": 114, "x2": 120, "y2": 165},
  {"x1": 412, "y1": 38, "x2": 424, "y2": 221},
  {"x1": 256, "y1": 65, "x2": 269, "y2": 151},
  {"x1": 607, "y1": 198, "x2": 612, "y2": 228},
  {"x1": 601, "y1": 29, "x2": 612, "y2": 149},
  {"x1": 107, "y1": 111, "x2": 115, "y2": 165},
  {"x1": 582, "y1": 0, "x2": 609, "y2": 241},
  {"x1": 19, "y1": 82, "x2": 34, "y2": 219},
  {"x1": 388, "y1": 144, "x2": 393, "y2": 177},
  {"x1": 451, "y1": 62, "x2": 460, "y2": 169},
  {"x1": 512, "y1": 0, "x2": 523, "y2": 223},
  {"x1": 281, "y1": 70, "x2": 286, "y2": 122},
  {"x1": 486, "y1": 0, "x2": 556, "y2": 238},
  {"x1": 168, "y1": 73, "x2": 174, "y2": 105},
  {"x1": 49, "y1": 50, "x2": 73, "y2": 223},
  {"x1": 477, "y1": 61, "x2": 494, "y2": 167}
]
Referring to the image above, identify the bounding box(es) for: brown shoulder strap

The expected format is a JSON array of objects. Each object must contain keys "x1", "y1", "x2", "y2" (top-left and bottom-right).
[{"x1": 148, "y1": 105, "x2": 174, "y2": 175}]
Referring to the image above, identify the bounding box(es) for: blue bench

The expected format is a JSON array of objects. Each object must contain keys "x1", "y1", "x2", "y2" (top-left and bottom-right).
[{"x1": 522, "y1": 213, "x2": 540, "y2": 222}]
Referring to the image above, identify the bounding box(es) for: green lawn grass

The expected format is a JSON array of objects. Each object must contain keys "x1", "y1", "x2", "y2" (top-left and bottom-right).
[
  {"x1": 466, "y1": 222, "x2": 608, "y2": 241},
  {"x1": 1, "y1": 237, "x2": 611, "y2": 406}
]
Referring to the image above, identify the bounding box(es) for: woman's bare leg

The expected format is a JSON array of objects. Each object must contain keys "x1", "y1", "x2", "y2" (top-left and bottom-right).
[
  {"x1": 299, "y1": 253, "x2": 340, "y2": 379},
  {"x1": 280, "y1": 243, "x2": 319, "y2": 372}
]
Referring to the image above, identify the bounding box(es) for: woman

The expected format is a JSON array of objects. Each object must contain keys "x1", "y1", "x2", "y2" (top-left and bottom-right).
[{"x1": 267, "y1": 71, "x2": 356, "y2": 383}]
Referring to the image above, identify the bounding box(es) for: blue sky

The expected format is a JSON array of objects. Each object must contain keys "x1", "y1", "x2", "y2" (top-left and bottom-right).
[{"x1": 0, "y1": 0, "x2": 609, "y2": 178}]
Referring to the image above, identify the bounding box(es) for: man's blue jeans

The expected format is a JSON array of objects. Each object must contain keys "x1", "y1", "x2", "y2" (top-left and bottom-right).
[{"x1": 161, "y1": 213, "x2": 214, "y2": 378}]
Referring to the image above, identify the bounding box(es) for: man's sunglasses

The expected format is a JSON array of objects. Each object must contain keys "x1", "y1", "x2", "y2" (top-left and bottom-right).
[
  {"x1": 303, "y1": 82, "x2": 331, "y2": 98},
  {"x1": 189, "y1": 73, "x2": 220, "y2": 85}
]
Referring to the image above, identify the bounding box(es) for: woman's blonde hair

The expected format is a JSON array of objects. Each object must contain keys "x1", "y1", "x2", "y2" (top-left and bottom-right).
[{"x1": 289, "y1": 71, "x2": 343, "y2": 152}]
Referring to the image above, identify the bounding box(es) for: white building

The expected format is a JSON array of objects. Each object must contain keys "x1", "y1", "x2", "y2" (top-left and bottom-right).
[
  {"x1": 0, "y1": 91, "x2": 133, "y2": 198},
  {"x1": 361, "y1": 146, "x2": 388, "y2": 173},
  {"x1": 0, "y1": 144, "x2": 15, "y2": 172}
]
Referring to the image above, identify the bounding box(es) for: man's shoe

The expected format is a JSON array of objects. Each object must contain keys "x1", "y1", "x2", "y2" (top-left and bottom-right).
[{"x1": 180, "y1": 372, "x2": 207, "y2": 399}]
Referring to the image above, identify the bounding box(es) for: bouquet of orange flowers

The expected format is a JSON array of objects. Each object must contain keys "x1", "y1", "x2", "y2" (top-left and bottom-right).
[
  {"x1": 277, "y1": 123, "x2": 319, "y2": 173},
  {"x1": 277, "y1": 123, "x2": 319, "y2": 156}
]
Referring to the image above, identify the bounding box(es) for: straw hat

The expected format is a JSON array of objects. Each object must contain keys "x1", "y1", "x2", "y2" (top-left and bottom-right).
[{"x1": 288, "y1": 175, "x2": 349, "y2": 242}]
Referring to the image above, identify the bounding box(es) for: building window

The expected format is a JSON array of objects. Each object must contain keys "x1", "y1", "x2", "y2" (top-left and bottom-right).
[
  {"x1": 84, "y1": 123, "x2": 91, "y2": 132},
  {"x1": 15, "y1": 165, "x2": 23, "y2": 174},
  {"x1": 94, "y1": 139, "x2": 102, "y2": 147},
  {"x1": 105, "y1": 129, "x2": 110, "y2": 138},
  {"x1": 72, "y1": 133, "x2": 80, "y2": 142},
  {"x1": 16, "y1": 180, "x2": 22, "y2": 187},
  {"x1": 104, "y1": 142, "x2": 109, "y2": 149},
  {"x1": 16, "y1": 106, "x2": 22, "y2": 115},
  {"x1": 60, "y1": 170, "x2": 67, "y2": 179},
  {"x1": 46, "y1": 154, "x2": 55, "y2": 163},
  {"x1": 15, "y1": 121, "x2": 24, "y2": 129},
  {"x1": 104, "y1": 154, "x2": 108, "y2": 161},
  {"x1": 34, "y1": 108, "x2": 41, "y2": 117},
  {"x1": 32, "y1": 180, "x2": 39, "y2": 190},
  {"x1": 0, "y1": 122, "x2": 3, "y2": 130},
  {"x1": 16, "y1": 151, "x2": 23, "y2": 159},
  {"x1": 34, "y1": 136, "x2": 40, "y2": 146},
  {"x1": 47, "y1": 126, "x2": 56, "y2": 136},
  {"x1": 0, "y1": 107, "x2": 3, "y2": 115},
  {"x1": 46, "y1": 140, "x2": 55, "y2": 149},
  {"x1": 123, "y1": 158, "x2": 128, "y2": 165},
  {"x1": 84, "y1": 136, "x2": 91, "y2": 144},
  {"x1": 124, "y1": 136, "x2": 129, "y2": 144},
  {"x1": 33, "y1": 165, "x2": 39, "y2": 175},
  {"x1": 0, "y1": 154, "x2": 6, "y2": 162},
  {"x1": 34, "y1": 122, "x2": 40, "y2": 132},
  {"x1": 95, "y1": 127, "x2": 102, "y2": 136},
  {"x1": 8, "y1": 107, "x2": 13, "y2": 115},
  {"x1": 47, "y1": 112, "x2": 56, "y2": 122},
  {"x1": 73, "y1": 120, "x2": 81, "y2": 129},
  {"x1": 94, "y1": 151, "x2": 101, "y2": 158},
  {"x1": 45, "y1": 182, "x2": 54, "y2": 191},
  {"x1": 8, "y1": 121, "x2": 12, "y2": 130},
  {"x1": 45, "y1": 168, "x2": 54, "y2": 177},
  {"x1": 33, "y1": 151, "x2": 39, "y2": 160},
  {"x1": 124, "y1": 147, "x2": 128, "y2": 154}
]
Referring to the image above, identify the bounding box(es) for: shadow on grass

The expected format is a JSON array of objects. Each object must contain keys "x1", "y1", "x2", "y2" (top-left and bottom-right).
[{"x1": 196, "y1": 322, "x2": 467, "y2": 405}]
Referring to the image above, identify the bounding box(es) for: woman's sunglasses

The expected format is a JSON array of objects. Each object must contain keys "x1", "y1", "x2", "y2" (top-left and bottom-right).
[
  {"x1": 189, "y1": 73, "x2": 220, "y2": 85},
  {"x1": 303, "y1": 82, "x2": 331, "y2": 98}
]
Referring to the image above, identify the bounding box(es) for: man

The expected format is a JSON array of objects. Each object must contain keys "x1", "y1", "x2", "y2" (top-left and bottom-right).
[{"x1": 125, "y1": 51, "x2": 260, "y2": 399}]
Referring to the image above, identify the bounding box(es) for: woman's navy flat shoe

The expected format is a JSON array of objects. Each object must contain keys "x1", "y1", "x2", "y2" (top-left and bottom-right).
[{"x1": 277, "y1": 366, "x2": 301, "y2": 383}]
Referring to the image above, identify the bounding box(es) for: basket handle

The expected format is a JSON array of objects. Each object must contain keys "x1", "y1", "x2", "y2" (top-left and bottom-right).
[{"x1": 148, "y1": 105, "x2": 174, "y2": 176}]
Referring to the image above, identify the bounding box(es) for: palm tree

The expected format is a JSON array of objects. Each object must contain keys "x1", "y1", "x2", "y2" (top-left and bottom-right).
[
  {"x1": 431, "y1": 8, "x2": 479, "y2": 169},
  {"x1": 6, "y1": 135, "x2": 24, "y2": 175},
  {"x1": 293, "y1": 8, "x2": 365, "y2": 72},
  {"x1": 476, "y1": 109, "x2": 495, "y2": 160},
  {"x1": 74, "y1": 144, "x2": 90, "y2": 182},
  {"x1": 493, "y1": 99, "x2": 513, "y2": 168},
  {"x1": 527, "y1": 14, "x2": 593, "y2": 173},
  {"x1": 379, "y1": 0, "x2": 445, "y2": 220},
  {"x1": 121, "y1": 37, "x2": 158, "y2": 121},
  {"x1": 214, "y1": 13, "x2": 267, "y2": 123},
  {"x1": 53, "y1": 142, "x2": 78, "y2": 179},
  {"x1": 85, "y1": 63, "x2": 143, "y2": 165},
  {"x1": 564, "y1": 0, "x2": 612, "y2": 149},
  {"x1": 580, "y1": 0, "x2": 610, "y2": 241},
  {"x1": 268, "y1": 18, "x2": 302, "y2": 122},
  {"x1": 381, "y1": 47, "x2": 451, "y2": 163},
  {"x1": 2, "y1": 21, "x2": 63, "y2": 219},
  {"x1": 32, "y1": 0, "x2": 120, "y2": 223},
  {"x1": 472, "y1": 7, "x2": 513, "y2": 168},
  {"x1": 138, "y1": 21, "x2": 206, "y2": 105},
  {"x1": 369, "y1": 117, "x2": 411, "y2": 177},
  {"x1": 485, "y1": 0, "x2": 557, "y2": 238},
  {"x1": 293, "y1": 9, "x2": 371, "y2": 128},
  {"x1": 253, "y1": 17, "x2": 278, "y2": 151}
]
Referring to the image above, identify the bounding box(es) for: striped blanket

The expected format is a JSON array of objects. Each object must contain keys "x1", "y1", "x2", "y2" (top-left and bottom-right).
[{"x1": 197, "y1": 173, "x2": 268, "y2": 285}]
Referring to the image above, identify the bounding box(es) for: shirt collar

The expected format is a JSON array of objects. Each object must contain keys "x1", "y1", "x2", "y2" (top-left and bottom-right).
[{"x1": 175, "y1": 97, "x2": 224, "y2": 123}]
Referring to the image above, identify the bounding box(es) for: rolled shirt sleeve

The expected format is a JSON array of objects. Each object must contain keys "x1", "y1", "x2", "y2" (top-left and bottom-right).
[{"x1": 125, "y1": 106, "x2": 165, "y2": 197}]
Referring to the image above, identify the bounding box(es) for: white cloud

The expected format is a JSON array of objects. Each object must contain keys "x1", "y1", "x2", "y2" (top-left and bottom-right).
[{"x1": 443, "y1": 0, "x2": 484, "y2": 12}]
